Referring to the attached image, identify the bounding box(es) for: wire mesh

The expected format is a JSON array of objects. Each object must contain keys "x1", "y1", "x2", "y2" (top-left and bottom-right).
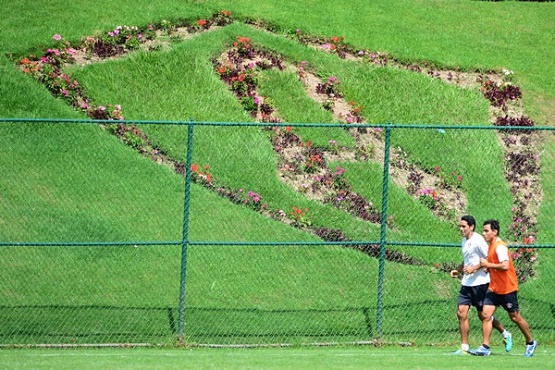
[{"x1": 1, "y1": 119, "x2": 554, "y2": 347}]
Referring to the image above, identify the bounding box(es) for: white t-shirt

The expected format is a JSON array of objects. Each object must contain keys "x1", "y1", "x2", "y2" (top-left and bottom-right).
[{"x1": 461, "y1": 232, "x2": 490, "y2": 287}]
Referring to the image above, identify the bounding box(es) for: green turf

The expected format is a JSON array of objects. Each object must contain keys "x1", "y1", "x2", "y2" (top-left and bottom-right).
[{"x1": 1, "y1": 346, "x2": 554, "y2": 370}]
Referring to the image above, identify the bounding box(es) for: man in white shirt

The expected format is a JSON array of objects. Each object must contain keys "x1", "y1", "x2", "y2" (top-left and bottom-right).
[{"x1": 450, "y1": 215, "x2": 512, "y2": 355}]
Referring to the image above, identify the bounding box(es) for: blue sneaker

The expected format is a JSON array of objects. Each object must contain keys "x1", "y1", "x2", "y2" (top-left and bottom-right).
[
  {"x1": 524, "y1": 340, "x2": 537, "y2": 357},
  {"x1": 504, "y1": 332, "x2": 513, "y2": 352},
  {"x1": 468, "y1": 345, "x2": 491, "y2": 356}
]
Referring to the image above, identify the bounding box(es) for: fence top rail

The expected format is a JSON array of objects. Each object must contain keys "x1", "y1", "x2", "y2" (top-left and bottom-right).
[
  {"x1": 0, "y1": 117, "x2": 553, "y2": 131},
  {"x1": 2, "y1": 240, "x2": 554, "y2": 248}
]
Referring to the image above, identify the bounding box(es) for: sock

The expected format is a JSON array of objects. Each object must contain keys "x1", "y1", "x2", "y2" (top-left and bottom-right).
[
  {"x1": 526, "y1": 340, "x2": 535, "y2": 345},
  {"x1": 461, "y1": 344, "x2": 469, "y2": 351},
  {"x1": 501, "y1": 329, "x2": 509, "y2": 338},
  {"x1": 482, "y1": 344, "x2": 490, "y2": 349}
]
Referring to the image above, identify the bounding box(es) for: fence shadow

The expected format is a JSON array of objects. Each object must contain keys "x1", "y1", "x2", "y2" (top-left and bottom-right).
[{"x1": 3, "y1": 297, "x2": 552, "y2": 345}]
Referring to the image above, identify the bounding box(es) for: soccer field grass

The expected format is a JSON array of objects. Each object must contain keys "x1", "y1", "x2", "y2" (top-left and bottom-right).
[{"x1": 1, "y1": 346, "x2": 553, "y2": 369}]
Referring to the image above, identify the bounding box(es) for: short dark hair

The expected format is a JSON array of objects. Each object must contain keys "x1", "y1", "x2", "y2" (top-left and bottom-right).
[
  {"x1": 483, "y1": 219, "x2": 500, "y2": 234},
  {"x1": 461, "y1": 215, "x2": 476, "y2": 228}
]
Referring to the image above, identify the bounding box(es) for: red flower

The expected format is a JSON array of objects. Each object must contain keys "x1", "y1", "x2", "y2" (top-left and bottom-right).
[
  {"x1": 191, "y1": 164, "x2": 199, "y2": 172},
  {"x1": 197, "y1": 19, "x2": 207, "y2": 27}
]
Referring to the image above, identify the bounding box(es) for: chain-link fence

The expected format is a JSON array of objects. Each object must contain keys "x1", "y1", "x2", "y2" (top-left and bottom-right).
[{"x1": 1, "y1": 118, "x2": 554, "y2": 347}]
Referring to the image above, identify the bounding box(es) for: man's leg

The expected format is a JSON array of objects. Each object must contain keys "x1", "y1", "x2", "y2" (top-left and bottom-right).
[
  {"x1": 508, "y1": 311, "x2": 533, "y2": 343},
  {"x1": 508, "y1": 310, "x2": 537, "y2": 357},
  {"x1": 468, "y1": 304, "x2": 496, "y2": 356},
  {"x1": 481, "y1": 305, "x2": 496, "y2": 347},
  {"x1": 481, "y1": 311, "x2": 512, "y2": 352},
  {"x1": 491, "y1": 315, "x2": 504, "y2": 333},
  {"x1": 456, "y1": 304, "x2": 471, "y2": 348}
]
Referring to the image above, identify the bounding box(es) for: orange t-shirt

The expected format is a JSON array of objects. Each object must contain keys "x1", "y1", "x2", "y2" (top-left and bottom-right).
[{"x1": 488, "y1": 238, "x2": 519, "y2": 294}]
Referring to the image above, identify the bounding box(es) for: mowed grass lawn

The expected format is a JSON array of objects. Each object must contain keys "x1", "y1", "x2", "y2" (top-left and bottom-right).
[{"x1": 1, "y1": 346, "x2": 554, "y2": 370}]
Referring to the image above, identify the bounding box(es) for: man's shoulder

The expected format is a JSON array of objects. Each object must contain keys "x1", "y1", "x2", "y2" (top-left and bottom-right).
[
  {"x1": 494, "y1": 238, "x2": 508, "y2": 249},
  {"x1": 469, "y1": 232, "x2": 487, "y2": 244}
]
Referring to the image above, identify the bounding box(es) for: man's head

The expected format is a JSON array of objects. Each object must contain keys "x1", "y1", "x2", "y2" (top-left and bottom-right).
[
  {"x1": 459, "y1": 215, "x2": 476, "y2": 238},
  {"x1": 482, "y1": 219, "x2": 500, "y2": 243}
]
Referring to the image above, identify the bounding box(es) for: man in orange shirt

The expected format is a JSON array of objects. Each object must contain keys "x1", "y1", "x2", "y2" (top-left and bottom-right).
[{"x1": 468, "y1": 219, "x2": 537, "y2": 357}]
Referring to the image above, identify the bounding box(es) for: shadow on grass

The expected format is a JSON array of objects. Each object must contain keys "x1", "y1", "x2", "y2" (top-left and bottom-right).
[{"x1": 1, "y1": 297, "x2": 554, "y2": 345}]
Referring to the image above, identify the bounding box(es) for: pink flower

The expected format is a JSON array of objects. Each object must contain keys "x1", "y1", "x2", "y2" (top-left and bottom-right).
[
  {"x1": 53, "y1": 34, "x2": 62, "y2": 41},
  {"x1": 335, "y1": 167, "x2": 345, "y2": 176}
]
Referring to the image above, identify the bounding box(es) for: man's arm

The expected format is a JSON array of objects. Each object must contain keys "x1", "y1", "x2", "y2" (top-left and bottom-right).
[
  {"x1": 479, "y1": 245, "x2": 510, "y2": 271},
  {"x1": 463, "y1": 263, "x2": 483, "y2": 274},
  {"x1": 450, "y1": 262, "x2": 464, "y2": 278},
  {"x1": 479, "y1": 258, "x2": 509, "y2": 271}
]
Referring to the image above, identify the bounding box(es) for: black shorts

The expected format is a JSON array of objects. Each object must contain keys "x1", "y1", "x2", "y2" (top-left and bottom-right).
[
  {"x1": 457, "y1": 283, "x2": 489, "y2": 311},
  {"x1": 483, "y1": 290, "x2": 520, "y2": 313}
]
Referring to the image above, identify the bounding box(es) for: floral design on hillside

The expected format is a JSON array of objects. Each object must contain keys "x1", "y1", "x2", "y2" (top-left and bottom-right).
[{"x1": 13, "y1": 13, "x2": 540, "y2": 279}]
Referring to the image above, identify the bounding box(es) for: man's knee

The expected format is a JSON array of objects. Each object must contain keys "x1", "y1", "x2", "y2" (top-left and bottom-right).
[
  {"x1": 456, "y1": 306, "x2": 469, "y2": 320},
  {"x1": 508, "y1": 311, "x2": 521, "y2": 323}
]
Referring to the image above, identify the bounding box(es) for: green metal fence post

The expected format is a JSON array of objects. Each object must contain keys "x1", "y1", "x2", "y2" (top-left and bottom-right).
[
  {"x1": 178, "y1": 121, "x2": 194, "y2": 344},
  {"x1": 376, "y1": 124, "x2": 392, "y2": 340}
]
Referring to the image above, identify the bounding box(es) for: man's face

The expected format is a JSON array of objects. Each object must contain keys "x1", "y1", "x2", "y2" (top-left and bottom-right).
[
  {"x1": 482, "y1": 224, "x2": 496, "y2": 243},
  {"x1": 459, "y1": 220, "x2": 473, "y2": 238}
]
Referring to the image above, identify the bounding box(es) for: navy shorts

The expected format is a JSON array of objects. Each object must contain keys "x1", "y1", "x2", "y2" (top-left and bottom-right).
[
  {"x1": 457, "y1": 283, "x2": 489, "y2": 311},
  {"x1": 483, "y1": 290, "x2": 520, "y2": 312}
]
